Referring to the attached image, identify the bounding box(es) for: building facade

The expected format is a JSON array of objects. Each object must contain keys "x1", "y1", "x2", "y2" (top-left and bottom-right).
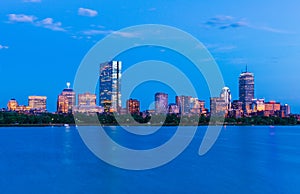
[
  {"x1": 210, "y1": 97, "x2": 228, "y2": 116},
  {"x1": 126, "y1": 98, "x2": 140, "y2": 114},
  {"x1": 176, "y1": 95, "x2": 191, "y2": 115},
  {"x1": 155, "y1": 92, "x2": 168, "y2": 114},
  {"x1": 7, "y1": 99, "x2": 18, "y2": 111},
  {"x1": 28, "y1": 96, "x2": 47, "y2": 112},
  {"x1": 220, "y1": 87, "x2": 232, "y2": 111},
  {"x1": 57, "y1": 83, "x2": 76, "y2": 114},
  {"x1": 190, "y1": 98, "x2": 206, "y2": 115},
  {"x1": 239, "y1": 71, "x2": 254, "y2": 114},
  {"x1": 99, "y1": 61, "x2": 122, "y2": 113},
  {"x1": 78, "y1": 93, "x2": 96, "y2": 106}
]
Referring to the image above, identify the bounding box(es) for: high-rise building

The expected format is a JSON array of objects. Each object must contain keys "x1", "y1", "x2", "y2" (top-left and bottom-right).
[
  {"x1": 57, "y1": 82, "x2": 76, "y2": 114},
  {"x1": 126, "y1": 99, "x2": 140, "y2": 114},
  {"x1": 7, "y1": 99, "x2": 18, "y2": 111},
  {"x1": 28, "y1": 96, "x2": 47, "y2": 112},
  {"x1": 210, "y1": 97, "x2": 227, "y2": 116},
  {"x1": 281, "y1": 104, "x2": 291, "y2": 117},
  {"x1": 176, "y1": 95, "x2": 191, "y2": 115},
  {"x1": 78, "y1": 93, "x2": 96, "y2": 106},
  {"x1": 239, "y1": 69, "x2": 254, "y2": 114},
  {"x1": 231, "y1": 100, "x2": 243, "y2": 118},
  {"x1": 190, "y1": 98, "x2": 206, "y2": 115},
  {"x1": 155, "y1": 93, "x2": 168, "y2": 114},
  {"x1": 99, "y1": 61, "x2": 122, "y2": 113},
  {"x1": 220, "y1": 87, "x2": 232, "y2": 111}
]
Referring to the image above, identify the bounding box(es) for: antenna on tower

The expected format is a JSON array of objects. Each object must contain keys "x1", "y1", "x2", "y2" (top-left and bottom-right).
[
  {"x1": 246, "y1": 64, "x2": 248, "y2": 72},
  {"x1": 66, "y1": 82, "x2": 71, "y2": 89}
]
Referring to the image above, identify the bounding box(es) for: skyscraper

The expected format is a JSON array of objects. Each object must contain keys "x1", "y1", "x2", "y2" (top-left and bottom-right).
[
  {"x1": 155, "y1": 93, "x2": 168, "y2": 114},
  {"x1": 28, "y1": 96, "x2": 47, "y2": 112},
  {"x1": 176, "y1": 95, "x2": 191, "y2": 115},
  {"x1": 99, "y1": 61, "x2": 122, "y2": 113},
  {"x1": 57, "y1": 82, "x2": 76, "y2": 114},
  {"x1": 220, "y1": 87, "x2": 232, "y2": 111},
  {"x1": 239, "y1": 69, "x2": 254, "y2": 113}
]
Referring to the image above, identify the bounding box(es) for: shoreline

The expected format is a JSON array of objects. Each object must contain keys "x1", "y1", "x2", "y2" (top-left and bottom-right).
[{"x1": 0, "y1": 123, "x2": 299, "y2": 128}]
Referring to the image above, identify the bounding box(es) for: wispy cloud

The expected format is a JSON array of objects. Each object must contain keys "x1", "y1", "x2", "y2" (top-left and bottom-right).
[
  {"x1": 82, "y1": 29, "x2": 139, "y2": 38},
  {"x1": 36, "y1": 18, "x2": 66, "y2": 32},
  {"x1": 8, "y1": 14, "x2": 36, "y2": 23},
  {"x1": 205, "y1": 43, "x2": 237, "y2": 53},
  {"x1": 205, "y1": 15, "x2": 291, "y2": 34},
  {"x1": 23, "y1": 0, "x2": 41, "y2": 3},
  {"x1": 205, "y1": 15, "x2": 248, "y2": 29},
  {"x1": 0, "y1": 44, "x2": 9, "y2": 49},
  {"x1": 7, "y1": 14, "x2": 66, "y2": 32},
  {"x1": 78, "y1": 8, "x2": 98, "y2": 17}
]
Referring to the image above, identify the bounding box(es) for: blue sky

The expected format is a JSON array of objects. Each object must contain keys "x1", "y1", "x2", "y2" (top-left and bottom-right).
[{"x1": 1, "y1": 0, "x2": 300, "y2": 112}]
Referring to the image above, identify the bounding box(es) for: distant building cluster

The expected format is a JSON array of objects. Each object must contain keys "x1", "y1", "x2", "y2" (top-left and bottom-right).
[
  {"x1": 7, "y1": 96, "x2": 47, "y2": 113},
  {"x1": 210, "y1": 69, "x2": 291, "y2": 118},
  {"x1": 3, "y1": 61, "x2": 293, "y2": 119}
]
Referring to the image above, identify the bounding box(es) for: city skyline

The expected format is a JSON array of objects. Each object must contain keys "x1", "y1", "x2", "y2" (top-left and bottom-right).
[
  {"x1": 1, "y1": 1, "x2": 300, "y2": 112},
  {"x1": 2, "y1": 65, "x2": 293, "y2": 118}
]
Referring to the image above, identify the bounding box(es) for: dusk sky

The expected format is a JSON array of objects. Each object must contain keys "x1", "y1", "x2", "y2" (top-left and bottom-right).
[{"x1": 1, "y1": 0, "x2": 300, "y2": 112}]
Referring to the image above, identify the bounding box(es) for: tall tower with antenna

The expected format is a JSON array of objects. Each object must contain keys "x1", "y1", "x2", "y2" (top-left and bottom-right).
[{"x1": 239, "y1": 66, "x2": 254, "y2": 114}]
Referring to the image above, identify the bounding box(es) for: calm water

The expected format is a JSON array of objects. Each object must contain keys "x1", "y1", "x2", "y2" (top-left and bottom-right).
[{"x1": 0, "y1": 126, "x2": 300, "y2": 194}]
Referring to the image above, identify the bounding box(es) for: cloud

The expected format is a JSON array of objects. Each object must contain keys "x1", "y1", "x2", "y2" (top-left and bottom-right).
[
  {"x1": 0, "y1": 45, "x2": 9, "y2": 49},
  {"x1": 78, "y1": 8, "x2": 98, "y2": 17},
  {"x1": 8, "y1": 14, "x2": 36, "y2": 23},
  {"x1": 205, "y1": 43, "x2": 236, "y2": 53},
  {"x1": 205, "y1": 15, "x2": 248, "y2": 29},
  {"x1": 35, "y1": 18, "x2": 66, "y2": 31},
  {"x1": 23, "y1": 0, "x2": 41, "y2": 2},
  {"x1": 82, "y1": 29, "x2": 138, "y2": 38},
  {"x1": 205, "y1": 15, "x2": 291, "y2": 34}
]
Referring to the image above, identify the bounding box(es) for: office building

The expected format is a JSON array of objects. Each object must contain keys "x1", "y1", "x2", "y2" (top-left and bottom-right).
[
  {"x1": 126, "y1": 99, "x2": 140, "y2": 114},
  {"x1": 7, "y1": 99, "x2": 18, "y2": 111},
  {"x1": 28, "y1": 96, "x2": 47, "y2": 112},
  {"x1": 57, "y1": 82, "x2": 76, "y2": 114},
  {"x1": 251, "y1": 99, "x2": 265, "y2": 113},
  {"x1": 210, "y1": 97, "x2": 228, "y2": 116},
  {"x1": 231, "y1": 100, "x2": 243, "y2": 118},
  {"x1": 176, "y1": 95, "x2": 191, "y2": 115},
  {"x1": 190, "y1": 98, "x2": 206, "y2": 115},
  {"x1": 155, "y1": 92, "x2": 168, "y2": 114},
  {"x1": 264, "y1": 101, "x2": 281, "y2": 117},
  {"x1": 99, "y1": 61, "x2": 122, "y2": 113},
  {"x1": 239, "y1": 69, "x2": 254, "y2": 114},
  {"x1": 220, "y1": 87, "x2": 232, "y2": 111},
  {"x1": 78, "y1": 93, "x2": 96, "y2": 106},
  {"x1": 281, "y1": 104, "x2": 291, "y2": 117}
]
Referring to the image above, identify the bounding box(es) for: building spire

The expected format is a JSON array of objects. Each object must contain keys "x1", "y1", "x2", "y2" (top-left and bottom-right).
[
  {"x1": 246, "y1": 64, "x2": 248, "y2": 72},
  {"x1": 66, "y1": 82, "x2": 71, "y2": 89}
]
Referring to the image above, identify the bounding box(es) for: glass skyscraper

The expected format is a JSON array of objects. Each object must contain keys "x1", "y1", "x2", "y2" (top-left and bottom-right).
[
  {"x1": 99, "y1": 61, "x2": 122, "y2": 113},
  {"x1": 239, "y1": 70, "x2": 254, "y2": 113}
]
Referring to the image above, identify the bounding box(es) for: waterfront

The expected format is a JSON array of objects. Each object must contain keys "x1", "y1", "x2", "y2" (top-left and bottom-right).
[{"x1": 0, "y1": 126, "x2": 300, "y2": 193}]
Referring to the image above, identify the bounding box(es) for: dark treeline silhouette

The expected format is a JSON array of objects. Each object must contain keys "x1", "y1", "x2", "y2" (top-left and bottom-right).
[{"x1": 0, "y1": 112, "x2": 298, "y2": 126}]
